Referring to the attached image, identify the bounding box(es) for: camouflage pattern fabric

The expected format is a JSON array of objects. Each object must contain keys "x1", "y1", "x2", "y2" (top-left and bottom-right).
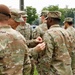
[
  {"x1": 33, "y1": 22, "x2": 48, "y2": 39},
  {"x1": 0, "y1": 25, "x2": 31, "y2": 75},
  {"x1": 16, "y1": 23, "x2": 32, "y2": 40},
  {"x1": 35, "y1": 24, "x2": 73, "y2": 75},
  {"x1": 66, "y1": 26, "x2": 75, "y2": 75},
  {"x1": 16, "y1": 23, "x2": 35, "y2": 75},
  {"x1": 16, "y1": 23, "x2": 35, "y2": 47}
]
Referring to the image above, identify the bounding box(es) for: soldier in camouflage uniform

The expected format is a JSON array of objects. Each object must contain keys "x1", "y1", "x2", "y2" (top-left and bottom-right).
[
  {"x1": 16, "y1": 14, "x2": 32, "y2": 40},
  {"x1": 63, "y1": 17, "x2": 75, "y2": 75},
  {"x1": 33, "y1": 10, "x2": 49, "y2": 39},
  {"x1": 16, "y1": 12, "x2": 34, "y2": 47},
  {"x1": 0, "y1": 4, "x2": 31, "y2": 75},
  {"x1": 34, "y1": 11, "x2": 73, "y2": 75}
]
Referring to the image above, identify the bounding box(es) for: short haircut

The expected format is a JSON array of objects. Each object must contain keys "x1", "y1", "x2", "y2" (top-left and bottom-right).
[
  {"x1": 67, "y1": 22, "x2": 73, "y2": 25},
  {"x1": 0, "y1": 13, "x2": 10, "y2": 21}
]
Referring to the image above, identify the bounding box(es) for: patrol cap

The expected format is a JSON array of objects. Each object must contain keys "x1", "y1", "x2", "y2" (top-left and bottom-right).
[
  {"x1": 0, "y1": 4, "x2": 11, "y2": 18},
  {"x1": 45, "y1": 11, "x2": 61, "y2": 19},
  {"x1": 19, "y1": 10, "x2": 28, "y2": 17},
  {"x1": 63, "y1": 17, "x2": 73, "y2": 23},
  {"x1": 40, "y1": 10, "x2": 49, "y2": 17},
  {"x1": 10, "y1": 8, "x2": 24, "y2": 22}
]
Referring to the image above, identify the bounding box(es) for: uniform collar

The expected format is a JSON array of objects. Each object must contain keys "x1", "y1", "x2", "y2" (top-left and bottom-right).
[
  {"x1": 0, "y1": 25, "x2": 11, "y2": 29},
  {"x1": 50, "y1": 24, "x2": 60, "y2": 29}
]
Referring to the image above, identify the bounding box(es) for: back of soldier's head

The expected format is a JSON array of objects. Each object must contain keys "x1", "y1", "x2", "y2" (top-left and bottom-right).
[
  {"x1": 63, "y1": 17, "x2": 73, "y2": 25},
  {"x1": 0, "y1": 4, "x2": 11, "y2": 21},
  {"x1": 46, "y1": 11, "x2": 61, "y2": 23},
  {"x1": 46, "y1": 11, "x2": 61, "y2": 19}
]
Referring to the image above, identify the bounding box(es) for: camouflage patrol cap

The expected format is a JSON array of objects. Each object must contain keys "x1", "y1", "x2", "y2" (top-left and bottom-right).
[
  {"x1": 18, "y1": 10, "x2": 28, "y2": 17},
  {"x1": 0, "y1": 4, "x2": 11, "y2": 18},
  {"x1": 45, "y1": 11, "x2": 61, "y2": 19},
  {"x1": 40, "y1": 10, "x2": 49, "y2": 17},
  {"x1": 10, "y1": 8, "x2": 24, "y2": 22},
  {"x1": 63, "y1": 17, "x2": 73, "y2": 23}
]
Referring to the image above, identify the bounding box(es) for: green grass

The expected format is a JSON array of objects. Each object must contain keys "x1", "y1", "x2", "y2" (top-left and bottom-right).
[{"x1": 33, "y1": 65, "x2": 38, "y2": 75}]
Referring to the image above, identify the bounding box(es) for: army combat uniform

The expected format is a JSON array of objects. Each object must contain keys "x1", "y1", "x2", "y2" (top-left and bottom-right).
[
  {"x1": 33, "y1": 22, "x2": 48, "y2": 39},
  {"x1": 63, "y1": 17, "x2": 75, "y2": 75},
  {"x1": 66, "y1": 26, "x2": 75, "y2": 75},
  {"x1": 0, "y1": 25, "x2": 31, "y2": 75},
  {"x1": 16, "y1": 23, "x2": 32, "y2": 40},
  {"x1": 35, "y1": 24, "x2": 73, "y2": 75}
]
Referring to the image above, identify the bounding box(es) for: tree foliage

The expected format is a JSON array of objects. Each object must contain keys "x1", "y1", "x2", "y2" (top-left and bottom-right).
[
  {"x1": 25, "y1": 6, "x2": 38, "y2": 24},
  {"x1": 42, "y1": 5, "x2": 59, "y2": 11}
]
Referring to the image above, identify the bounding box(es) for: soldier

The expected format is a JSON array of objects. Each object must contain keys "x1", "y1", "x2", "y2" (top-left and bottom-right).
[
  {"x1": 0, "y1": 4, "x2": 31, "y2": 75},
  {"x1": 0, "y1": 4, "x2": 45, "y2": 75},
  {"x1": 16, "y1": 12, "x2": 39, "y2": 47},
  {"x1": 16, "y1": 13, "x2": 32, "y2": 46},
  {"x1": 63, "y1": 17, "x2": 75, "y2": 75},
  {"x1": 34, "y1": 11, "x2": 73, "y2": 75},
  {"x1": 33, "y1": 10, "x2": 49, "y2": 39},
  {"x1": 16, "y1": 13, "x2": 32, "y2": 41}
]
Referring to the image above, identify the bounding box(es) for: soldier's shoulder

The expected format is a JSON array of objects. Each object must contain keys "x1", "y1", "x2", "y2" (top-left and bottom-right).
[{"x1": 46, "y1": 27, "x2": 63, "y2": 35}]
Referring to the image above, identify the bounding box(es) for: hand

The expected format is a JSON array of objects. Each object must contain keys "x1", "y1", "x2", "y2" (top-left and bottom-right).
[
  {"x1": 35, "y1": 42, "x2": 45, "y2": 52},
  {"x1": 35, "y1": 36, "x2": 42, "y2": 43}
]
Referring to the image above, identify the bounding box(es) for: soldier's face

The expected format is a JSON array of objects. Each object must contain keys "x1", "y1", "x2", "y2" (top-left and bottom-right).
[
  {"x1": 41, "y1": 16, "x2": 45, "y2": 23},
  {"x1": 22, "y1": 17, "x2": 27, "y2": 22}
]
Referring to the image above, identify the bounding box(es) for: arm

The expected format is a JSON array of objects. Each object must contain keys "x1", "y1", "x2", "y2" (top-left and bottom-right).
[
  {"x1": 29, "y1": 42, "x2": 45, "y2": 60},
  {"x1": 26, "y1": 36, "x2": 43, "y2": 48}
]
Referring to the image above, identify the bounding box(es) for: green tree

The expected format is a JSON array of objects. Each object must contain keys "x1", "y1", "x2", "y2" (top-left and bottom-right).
[
  {"x1": 25, "y1": 6, "x2": 38, "y2": 24},
  {"x1": 59, "y1": 8, "x2": 66, "y2": 25},
  {"x1": 42, "y1": 5, "x2": 59, "y2": 11}
]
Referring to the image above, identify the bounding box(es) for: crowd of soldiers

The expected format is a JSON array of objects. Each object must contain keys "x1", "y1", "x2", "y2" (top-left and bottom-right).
[{"x1": 0, "y1": 4, "x2": 75, "y2": 75}]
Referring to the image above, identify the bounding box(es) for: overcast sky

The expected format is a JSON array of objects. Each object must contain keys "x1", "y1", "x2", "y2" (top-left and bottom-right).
[{"x1": 0, "y1": 0, "x2": 75, "y2": 13}]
